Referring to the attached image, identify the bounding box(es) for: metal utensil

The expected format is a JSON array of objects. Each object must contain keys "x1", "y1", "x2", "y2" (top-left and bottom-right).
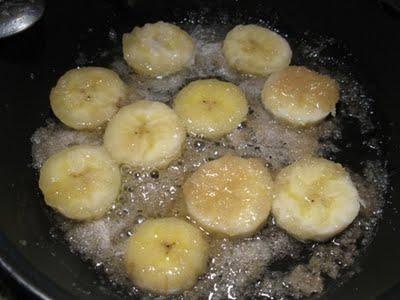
[{"x1": 0, "y1": 0, "x2": 44, "y2": 39}]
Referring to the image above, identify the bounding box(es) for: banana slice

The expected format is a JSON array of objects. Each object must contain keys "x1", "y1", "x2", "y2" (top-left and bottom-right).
[
  {"x1": 50, "y1": 67, "x2": 127, "y2": 130},
  {"x1": 262, "y1": 66, "x2": 340, "y2": 126},
  {"x1": 183, "y1": 155, "x2": 273, "y2": 237},
  {"x1": 125, "y1": 217, "x2": 209, "y2": 294},
  {"x1": 39, "y1": 145, "x2": 121, "y2": 220},
  {"x1": 222, "y1": 24, "x2": 292, "y2": 76},
  {"x1": 123, "y1": 21, "x2": 194, "y2": 77},
  {"x1": 272, "y1": 157, "x2": 360, "y2": 242},
  {"x1": 103, "y1": 100, "x2": 186, "y2": 169},
  {"x1": 173, "y1": 79, "x2": 248, "y2": 139}
]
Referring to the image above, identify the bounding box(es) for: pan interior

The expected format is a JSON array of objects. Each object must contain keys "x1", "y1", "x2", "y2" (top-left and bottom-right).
[
  {"x1": 1, "y1": 1, "x2": 399, "y2": 300},
  {"x1": 31, "y1": 21, "x2": 388, "y2": 300}
]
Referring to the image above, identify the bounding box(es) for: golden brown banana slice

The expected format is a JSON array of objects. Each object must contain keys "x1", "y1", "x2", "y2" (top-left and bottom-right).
[
  {"x1": 183, "y1": 155, "x2": 273, "y2": 237},
  {"x1": 262, "y1": 66, "x2": 340, "y2": 126}
]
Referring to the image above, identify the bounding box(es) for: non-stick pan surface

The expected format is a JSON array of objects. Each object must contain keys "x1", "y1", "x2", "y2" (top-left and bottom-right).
[{"x1": 0, "y1": 0, "x2": 400, "y2": 299}]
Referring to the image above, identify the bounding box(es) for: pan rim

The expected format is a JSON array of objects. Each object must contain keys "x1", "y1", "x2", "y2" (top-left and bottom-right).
[{"x1": 0, "y1": 232, "x2": 69, "y2": 300}]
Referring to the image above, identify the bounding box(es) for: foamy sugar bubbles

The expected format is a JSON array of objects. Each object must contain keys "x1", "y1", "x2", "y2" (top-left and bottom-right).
[{"x1": 31, "y1": 24, "x2": 388, "y2": 299}]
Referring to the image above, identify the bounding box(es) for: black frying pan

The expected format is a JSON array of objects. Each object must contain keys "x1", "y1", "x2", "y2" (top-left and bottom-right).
[{"x1": 1, "y1": 0, "x2": 400, "y2": 299}]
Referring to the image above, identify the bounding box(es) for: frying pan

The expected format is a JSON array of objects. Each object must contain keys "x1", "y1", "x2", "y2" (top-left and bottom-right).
[{"x1": 0, "y1": 0, "x2": 400, "y2": 299}]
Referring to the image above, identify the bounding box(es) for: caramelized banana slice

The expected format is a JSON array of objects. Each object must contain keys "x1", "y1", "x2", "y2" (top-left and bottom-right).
[
  {"x1": 262, "y1": 66, "x2": 340, "y2": 126},
  {"x1": 183, "y1": 155, "x2": 273, "y2": 237}
]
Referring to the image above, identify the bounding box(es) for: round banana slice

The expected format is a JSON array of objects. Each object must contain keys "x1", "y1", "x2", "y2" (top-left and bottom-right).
[
  {"x1": 183, "y1": 155, "x2": 273, "y2": 237},
  {"x1": 50, "y1": 67, "x2": 127, "y2": 130},
  {"x1": 39, "y1": 145, "x2": 121, "y2": 220},
  {"x1": 103, "y1": 100, "x2": 186, "y2": 169},
  {"x1": 123, "y1": 21, "x2": 194, "y2": 77},
  {"x1": 173, "y1": 79, "x2": 248, "y2": 139},
  {"x1": 125, "y1": 217, "x2": 209, "y2": 294},
  {"x1": 262, "y1": 66, "x2": 340, "y2": 126},
  {"x1": 222, "y1": 24, "x2": 292, "y2": 76},
  {"x1": 272, "y1": 157, "x2": 360, "y2": 242}
]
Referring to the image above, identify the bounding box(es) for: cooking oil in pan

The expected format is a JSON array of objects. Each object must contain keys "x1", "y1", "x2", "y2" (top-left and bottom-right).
[{"x1": 31, "y1": 24, "x2": 388, "y2": 299}]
